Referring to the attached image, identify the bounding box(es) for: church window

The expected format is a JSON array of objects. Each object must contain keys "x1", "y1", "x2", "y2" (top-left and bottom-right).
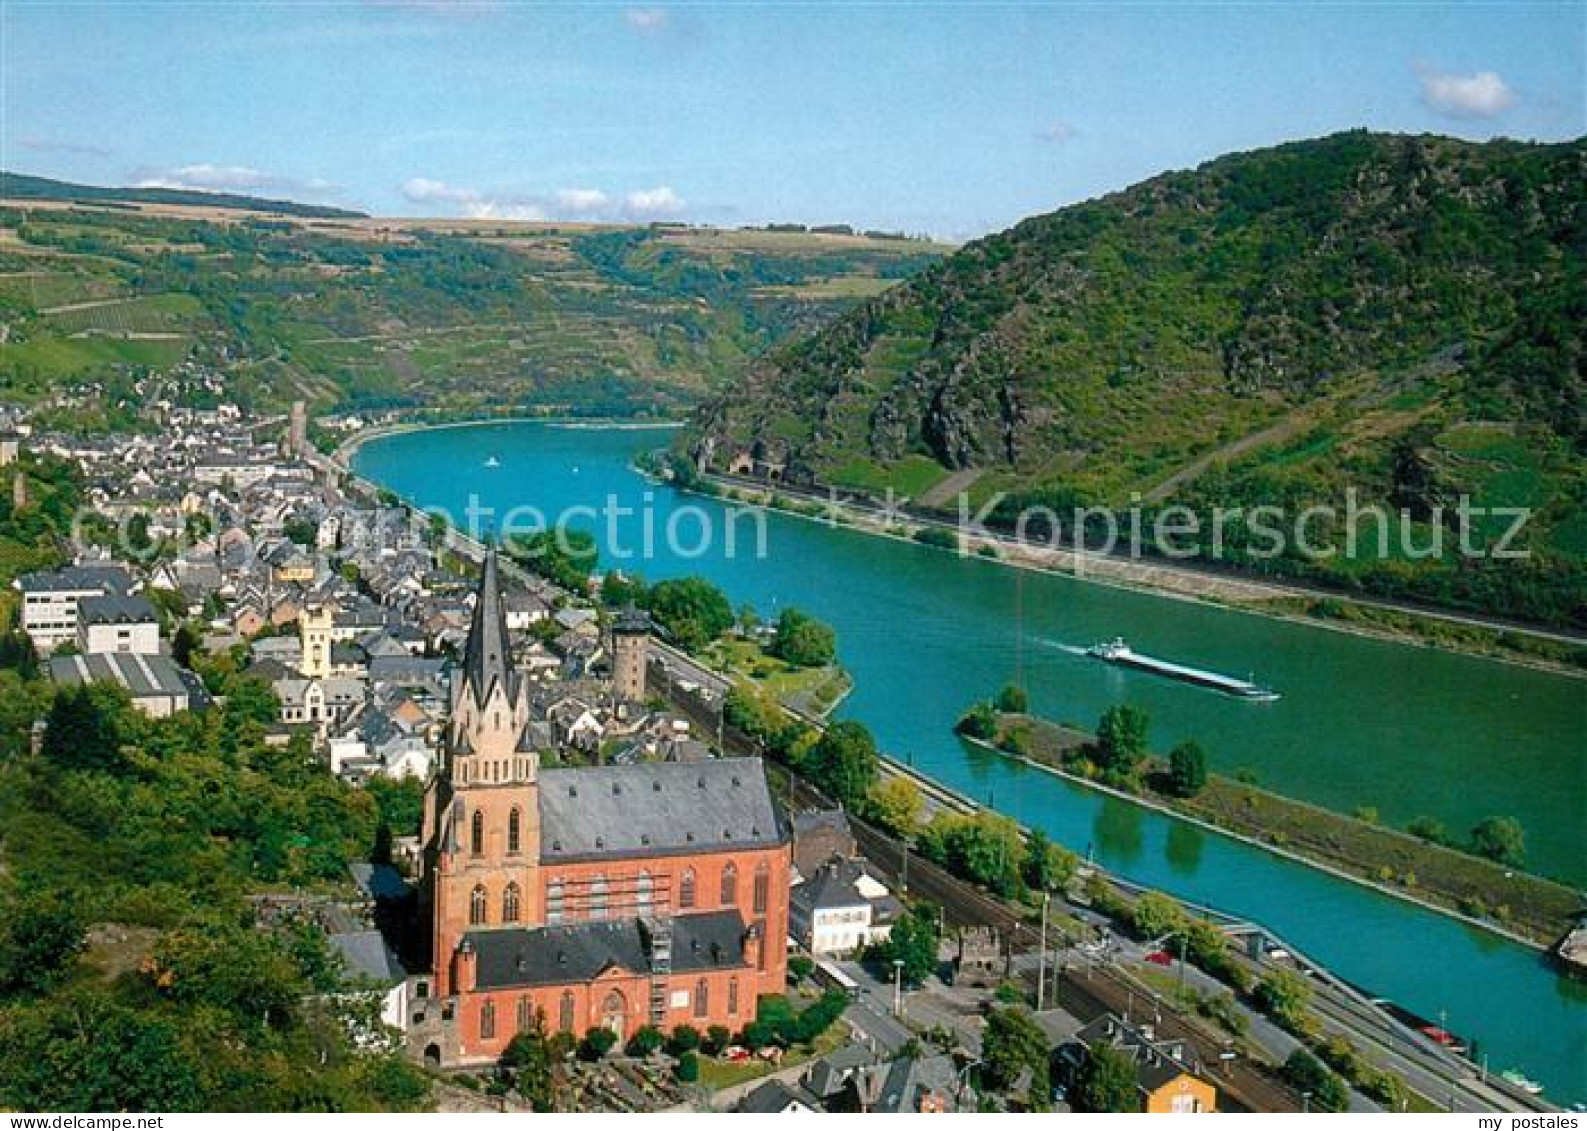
[
  {"x1": 753, "y1": 862, "x2": 770, "y2": 914},
  {"x1": 693, "y1": 979, "x2": 709, "y2": 1018},
  {"x1": 679, "y1": 868, "x2": 696, "y2": 909},
  {"x1": 471, "y1": 809, "x2": 484, "y2": 856},
  {"x1": 636, "y1": 871, "x2": 653, "y2": 915},
  {"x1": 503, "y1": 882, "x2": 521, "y2": 923},
  {"x1": 547, "y1": 881, "x2": 565, "y2": 923},
  {"x1": 720, "y1": 863, "x2": 737, "y2": 906},
  {"x1": 728, "y1": 978, "x2": 739, "y2": 1016},
  {"x1": 516, "y1": 996, "x2": 532, "y2": 1034},
  {"x1": 559, "y1": 990, "x2": 575, "y2": 1034},
  {"x1": 507, "y1": 808, "x2": 522, "y2": 854},
  {"x1": 480, "y1": 999, "x2": 496, "y2": 1040},
  {"x1": 470, "y1": 885, "x2": 487, "y2": 925},
  {"x1": 589, "y1": 876, "x2": 609, "y2": 920}
]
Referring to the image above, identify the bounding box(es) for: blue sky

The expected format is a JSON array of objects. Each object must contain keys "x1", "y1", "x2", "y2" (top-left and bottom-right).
[{"x1": 3, "y1": 2, "x2": 1583, "y2": 237}]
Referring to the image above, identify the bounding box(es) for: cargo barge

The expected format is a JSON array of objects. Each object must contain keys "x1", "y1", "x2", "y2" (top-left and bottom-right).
[{"x1": 1087, "y1": 638, "x2": 1280, "y2": 701}]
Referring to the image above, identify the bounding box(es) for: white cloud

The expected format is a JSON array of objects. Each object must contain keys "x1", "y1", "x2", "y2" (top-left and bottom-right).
[
  {"x1": 624, "y1": 7, "x2": 668, "y2": 32},
  {"x1": 1417, "y1": 67, "x2": 1518, "y2": 119},
  {"x1": 555, "y1": 187, "x2": 611, "y2": 215},
  {"x1": 622, "y1": 185, "x2": 686, "y2": 220},
  {"x1": 1035, "y1": 121, "x2": 1077, "y2": 144},
  {"x1": 403, "y1": 177, "x2": 688, "y2": 223},
  {"x1": 135, "y1": 164, "x2": 341, "y2": 197}
]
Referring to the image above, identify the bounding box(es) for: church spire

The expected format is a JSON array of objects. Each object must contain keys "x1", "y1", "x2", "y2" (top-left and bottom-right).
[{"x1": 462, "y1": 546, "x2": 515, "y2": 708}]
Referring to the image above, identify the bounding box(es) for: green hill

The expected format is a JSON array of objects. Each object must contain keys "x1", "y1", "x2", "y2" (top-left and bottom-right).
[
  {"x1": 0, "y1": 195, "x2": 945, "y2": 421},
  {"x1": 0, "y1": 170, "x2": 368, "y2": 219},
  {"x1": 687, "y1": 131, "x2": 1587, "y2": 628}
]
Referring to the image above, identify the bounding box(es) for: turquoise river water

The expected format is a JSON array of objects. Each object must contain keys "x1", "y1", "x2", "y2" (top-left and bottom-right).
[{"x1": 356, "y1": 420, "x2": 1586, "y2": 1102}]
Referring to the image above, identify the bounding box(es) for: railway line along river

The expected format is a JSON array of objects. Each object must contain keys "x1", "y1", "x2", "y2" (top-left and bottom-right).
[{"x1": 356, "y1": 420, "x2": 1586, "y2": 1103}]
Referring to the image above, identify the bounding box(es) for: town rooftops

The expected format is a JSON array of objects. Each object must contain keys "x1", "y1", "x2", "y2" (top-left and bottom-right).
[
  {"x1": 538, "y1": 758, "x2": 785, "y2": 863},
  {"x1": 78, "y1": 591, "x2": 158, "y2": 625},
  {"x1": 328, "y1": 929, "x2": 407, "y2": 988},
  {"x1": 48, "y1": 651, "x2": 188, "y2": 700},
  {"x1": 466, "y1": 908, "x2": 747, "y2": 991},
  {"x1": 1073, "y1": 1014, "x2": 1203, "y2": 1095},
  {"x1": 16, "y1": 564, "x2": 133, "y2": 596}
]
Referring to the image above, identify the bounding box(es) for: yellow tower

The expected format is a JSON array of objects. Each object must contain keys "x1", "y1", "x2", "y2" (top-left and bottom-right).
[{"x1": 300, "y1": 601, "x2": 334, "y2": 679}]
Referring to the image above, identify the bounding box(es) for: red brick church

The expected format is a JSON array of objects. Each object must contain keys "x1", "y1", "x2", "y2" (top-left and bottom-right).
[{"x1": 414, "y1": 550, "x2": 791, "y2": 1066}]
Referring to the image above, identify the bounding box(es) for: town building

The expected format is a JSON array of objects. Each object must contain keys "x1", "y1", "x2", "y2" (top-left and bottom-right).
[
  {"x1": 77, "y1": 592, "x2": 161, "y2": 655},
  {"x1": 1056, "y1": 1014, "x2": 1218, "y2": 1113},
  {"x1": 48, "y1": 652, "x2": 193, "y2": 718},
  {"x1": 413, "y1": 550, "x2": 792, "y2": 1067},
  {"x1": 789, "y1": 856, "x2": 902, "y2": 957},
  {"x1": 14, "y1": 564, "x2": 134, "y2": 652}
]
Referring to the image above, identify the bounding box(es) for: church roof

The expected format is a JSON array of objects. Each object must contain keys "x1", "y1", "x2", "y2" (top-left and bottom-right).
[
  {"x1": 538, "y1": 758, "x2": 786, "y2": 863},
  {"x1": 459, "y1": 548, "x2": 518, "y2": 709},
  {"x1": 467, "y1": 909, "x2": 747, "y2": 990}
]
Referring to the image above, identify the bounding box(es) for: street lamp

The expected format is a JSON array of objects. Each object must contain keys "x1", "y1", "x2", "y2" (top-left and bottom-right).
[
  {"x1": 892, "y1": 958, "x2": 905, "y2": 1018},
  {"x1": 1037, "y1": 890, "x2": 1051, "y2": 1012},
  {"x1": 1302, "y1": 1091, "x2": 1312, "y2": 1114}
]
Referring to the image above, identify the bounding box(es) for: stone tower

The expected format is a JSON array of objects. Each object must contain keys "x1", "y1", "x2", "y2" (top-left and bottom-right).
[
  {"x1": 420, "y1": 548, "x2": 540, "y2": 996},
  {"x1": 299, "y1": 601, "x2": 334, "y2": 679},
  {"x1": 610, "y1": 604, "x2": 651, "y2": 704},
  {"x1": 288, "y1": 400, "x2": 308, "y2": 457}
]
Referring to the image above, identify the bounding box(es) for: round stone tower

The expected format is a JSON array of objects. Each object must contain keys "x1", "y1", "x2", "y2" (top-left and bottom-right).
[{"x1": 611, "y1": 604, "x2": 651, "y2": 704}]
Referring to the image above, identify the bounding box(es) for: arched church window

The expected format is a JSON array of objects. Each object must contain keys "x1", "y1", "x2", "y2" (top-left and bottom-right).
[
  {"x1": 507, "y1": 807, "x2": 522, "y2": 854},
  {"x1": 503, "y1": 882, "x2": 521, "y2": 923},
  {"x1": 679, "y1": 868, "x2": 696, "y2": 909},
  {"x1": 753, "y1": 862, "x2": 770, "y2": 914},
  {"x1": 720, "y1": 863, "x2": 737, "y2": 906},
  {"x1": 470, "y1": 884, "x2": 487, "y2": 925},
  {"x1": 471, "y1": 809, "x2": 484, "y2": 857}
]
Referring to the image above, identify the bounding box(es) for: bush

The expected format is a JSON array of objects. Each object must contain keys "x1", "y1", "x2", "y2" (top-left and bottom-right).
[
  {"x1": 625, "y1": 1025, "x2": 664, "y2": 1057},
  {"x1": 666, "y1": 1025, "x2": 700, "y2": 1056},
  {"x1": 702, "y1": 1025, "x2": 732, "y2": 1056},
  {"x1": 675, "y1": 1051, "x2": 699, "y2": 1083},
  {"x1": 788, "y1": 956, "x2": 815, "y2": 983},
  {"x1": 577, "y1": 1027, "x2": 618, "y2": 1061},
  {"x1": 1280, "y1": 1049, "x2": 1348, "y2": 1112},
  {"x1": 994, "y1": 684, "x2": 1029, "y2": 713}
]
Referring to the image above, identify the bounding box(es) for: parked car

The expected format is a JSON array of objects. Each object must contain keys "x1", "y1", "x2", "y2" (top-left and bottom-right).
[{"x1": 1145, "y1": 950, "x2": 1173, "y2": 966}]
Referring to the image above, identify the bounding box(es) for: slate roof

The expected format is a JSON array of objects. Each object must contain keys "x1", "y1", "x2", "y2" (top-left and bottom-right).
[
  {"x1": 467, "y1": 909, "x2": 747, "y2": 991},
  {"x1": 49, "y1": 652, "x2": 189, "y2": 700},
  {"x1": 78, "y1": 591, "x2": 158, "y2": 625},
  {"x1": 736, "y1": 1079, "x2": 822, "y2": 1114},
  {"x1": 17, "y1": 564, "x2": 132, "y2": 596},
  {"x1": 1074, "y1": 1014, "x2": 1204, "y2": 1095},
  {"x1": 329, "y1": 929, "x2": 407, "y2": 988},
  {"x1": 459, "y1": 548, "x2": 519, "y2": 708},
  {"x1": 538, "y1": 758, "x2": 785, "y2": 863}
]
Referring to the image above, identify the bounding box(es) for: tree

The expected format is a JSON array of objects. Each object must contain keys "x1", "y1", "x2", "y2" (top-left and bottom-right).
[
  {"x1": 171, "y1": 621, "x2": 202, "y2": 667},
  {"x1": 1167, "y1": 740, "x2": 1207, "y2": 797},
  {"x1": 509, "y1": 529, "x2": 599, "y2": 593},
  {"x1": 994, "y1": 683, "x2": 1029, "y2": 714},
  {"x1": 0, "y1": 891, "x2": 85, "y2": 998},
  {"x1": 804, "y1": 720, "x2": 878, "y2": 808},
  {"x1": 1470, "y1": 816, "x2": 1526, "y2": 867},
  {"x1": 675, "y1": 1050, "x2": 700, "y2": 1082},
  {"x1": 1129, "y1": 890, "x2": 1188, "y2": 942},
  {"x1": 770, "y1": 607, "x2": 836, "y2": 667},
  {"x1": 872, "y1": 904, "x2": 940, "y2": 986},
  {"x1": 502, "y1": 1012, "x2": 555, "y2": 1110},
  {"x1": 981, "y1": 1007, "x2": 1050, "y2": 1107},
  {"x1": 578, "y1": 1026, "x2": 618, "y2": 1061},
  {"x1": 954, "y1": 702, "x2": 998, "y2": 741},
  {"x1": 1022, "y1": 829, "x2": 1078, "y2": 893},
  {"x1": 1254, "y1": 968, "x2": 1314, "y2": 1035},
  {"x1": 0, "y1": 997, "x2": 203, "y2": 1111},
  {"x1": 646, "y1": 577, "x2": 734, "y2": 651},
  {"x1": 1073, "y1": 1041, "x2": 1139, "y2": 1113},
  {"x1": 625, "y1": 1024, "x2": 665, "y2": 1057},
  {"x1": 1281, "y1": 1048, "x2": 1349, "y2": 1112},
  {"x1": 1095, "y1": 705, "x2": 1149, "y2": 777},
  {"x1": 40, "y1": 683, "x2": 136, "y2": 773},
  {"x1": 666, "y1": 1024, "x2": 701, "y2": 1055},
  {"x1": 703, "y1": 1025, "x2": 732, "y2": 1055},
  {"x1": 867, "y1": 776, "x2": 923, "y2": 839}
]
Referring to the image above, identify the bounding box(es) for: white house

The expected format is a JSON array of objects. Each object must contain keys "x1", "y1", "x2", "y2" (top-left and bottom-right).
[
  {"x1": 789, "y1": 858, "x2": 903, "y2": 958},
  {"x1": 77, "y1": 592, "x2": 161, "y2": 656},
  {"x1": 15, "y1": 564, "x2": 134, "y2": 652}
]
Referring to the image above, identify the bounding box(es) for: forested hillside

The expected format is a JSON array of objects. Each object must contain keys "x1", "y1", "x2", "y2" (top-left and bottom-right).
[
  {"x1": 0, "y1": 192, "x2": 944, "y2": 420},
  {"x1": 689, "y1": 132, "x2": 1586, "y2": 627}
]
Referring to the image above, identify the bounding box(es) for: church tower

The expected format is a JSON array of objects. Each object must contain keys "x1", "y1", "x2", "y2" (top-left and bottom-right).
[{"x1": 420, "y1": 548, "x2": 540, "y2": 996}]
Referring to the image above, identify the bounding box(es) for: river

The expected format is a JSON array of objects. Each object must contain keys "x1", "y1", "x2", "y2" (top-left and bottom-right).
[{"x1": 356, "y1": 420, "x2": 1586, "y2": 1103}]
